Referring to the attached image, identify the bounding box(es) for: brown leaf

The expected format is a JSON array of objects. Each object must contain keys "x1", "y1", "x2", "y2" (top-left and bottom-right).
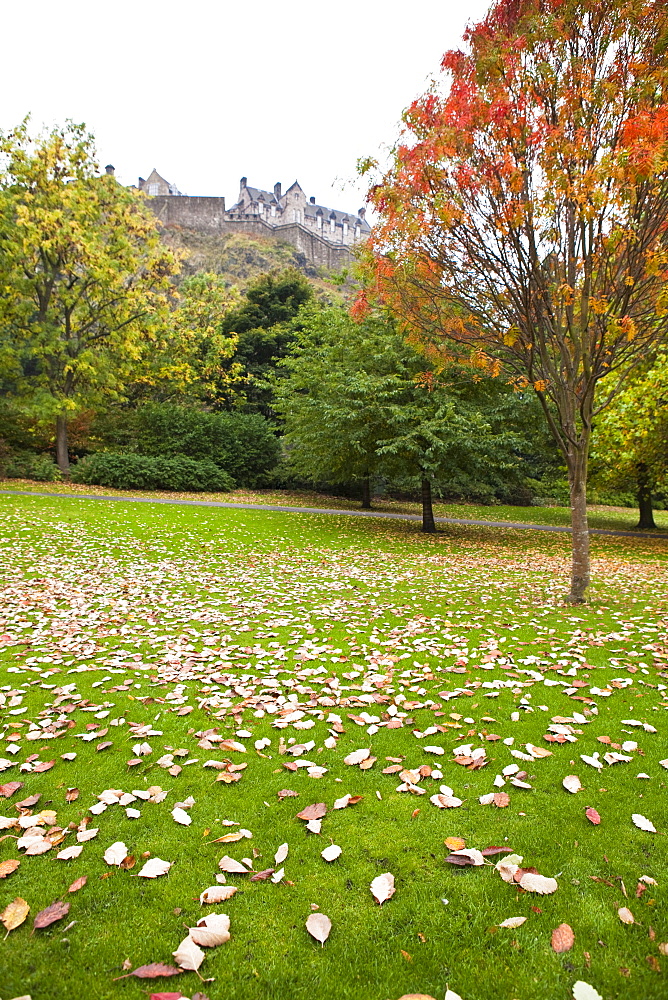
[
  {"x1": 481, "y1": 846, "x2": 514, "y2": 857},
  {"x1": 618, "y1": 906, "x2": 635, "y2": 925},
  {"x1": 296, "y1": 803, "x2": 327, "y2": 821},
  {"x1": 1, "y1": 896, "x2": 30, "y2": 933},
  {"x1": 65, "y1": 787, "x2": 79, "y2": 803},
  {"x1": 249, "y1": 868, "x2": 275, "y2": 881},
  {"x1": 0, "y1": 781, "x2": 23, "y2": 798},
  {"x1": 585, "y1": 807, "x2": 601, "y2": 825},
  {"x1": 33, "y1": 899, "x2": 70, "y2": 929},
  {"x1": 32, "y1": 760, "x2": 55, "y2": 773},
  {"x1": 551, "y1": 923, "x2": 575, "y2": 953},
  {"x1": 96, "y1": 742, "x2": 113, "y2": 752},
  {"x1": 68, "y1": 876, "x2": 87, "y2": 893},
  {"x1": 124, "y1": 964, "x2": 183, "y2": 979},
  {"x1": 493, "y1": 792, "x2": 510, "y2": 808},
  {"x1": 120, "y1": 854, "x2": 136, "y2": 871},
  {"x1": 0, "y1": 859, "x2": 20, "y2": 878},
  {"x1": 277, "y1": 789, "x2": 298, "y2": 799},
  {"x1": 16, "y1": 793, "x2": 40, "y2": 809},
  {"x1": 445, "y1": 836, "x2": 466, "y2": 851}
]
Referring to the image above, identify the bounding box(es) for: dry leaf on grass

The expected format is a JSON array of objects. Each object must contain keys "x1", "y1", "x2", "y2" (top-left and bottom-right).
[
  {"x1": 57, "y1": 845, "x2": 83, "y2": 861},
  {"x1": 343, "y1": 749, "x2": 370, "y2": 765},
  {"x1": 552, "y1": 923, "x2": 574, "y2": 953},
  {"x1": 585, "y1": 807, "x2": 601, "y2": 825},
  {"x1": 296, "y1": 803, "x2": 327, "y2": 821},
  {"x1": 305, "y1": 912, "x2": 331, "y2": 945},
  {"x1": 119, "y1": 964, "x2": 183, "y2": 980},
  {"x1": 173, "y1": 935, "x2": 205, "y2": 971},
  {"x1": 200, "y1": 886, "x2": 237, "y2": 904},
  {"x1": 321, "y1": 844, "x2": 342, "y2": 862},
  {"x1": 68, "y1": 876, "x2": 87, "y2": 893},
  {"x1": 218, "y1": 856, "x2": 249, "y2": 874},
  {"x1": 632, "y1": 813, "x2": 657, "y2": 833},
  {"x1": 518, "y1": 872, "x2": 558, "y2": 895},
  {"x1": 562, "y1": 775, "x2": 582, "y2": 794},
  {"x1": 274, "y1": 843, "x2": 289, "y2": 864},
  {"x1": 572, "y1": 982, "x2": 603, "y2": 1000},
  {"x1": 618, "y1": 906, "x2": 635, "y2": 925},
  {"x1": 189, "y1": 913, "x2": 231, "y2": 947},
  {"x1": 446, "y1": 849, "x2": 485, "y2": 867},
  {"x1": 445, "y1": 837, "x2": 466, "y2": 851},
  {"x1": 493, "y1": 792, "x2": 510, "y2": 808},
  {"x1": 370, "y1": 872, "x2": 395, "y2": 905},
  {"x1": 249, "y1": 868, "x2": 275, "y2": 882},
  {"x1": 1, "y1": 897, "x2": 30, "y2": 933},
  {"x1": 136, "y1": 858, "x2": 171, "y2": 878},
  {"x1": 171, "y1": 808, "x2": 191, "y2": 827},
  {"x1": 498, "y1": 916, "x2": 527, "y2": 928},
  {"x1": 104, "y1": 842, "x2": 128, "y2": 866},
  {"x1": 33, "y1": 900, "x2": 70, "y2": 929},
  {"x1": 0, "y1": 859, "x2": 20, "y2": 878}
]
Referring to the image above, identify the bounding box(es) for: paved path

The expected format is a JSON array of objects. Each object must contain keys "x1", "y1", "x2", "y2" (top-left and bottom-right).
[{"x1": 1, "y1": 489, "x2": 667, "y2": 541}]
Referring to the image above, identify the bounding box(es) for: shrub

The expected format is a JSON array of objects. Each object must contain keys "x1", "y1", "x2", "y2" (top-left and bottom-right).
[
  {"x1": 71, "y1": 453, "x2": 235, "y2": 492},
  {"x1": 132, "y1": 404, "x2": 280, "y2": 487},
  {"x1": 3, "y1": 450, "x2": 61, "y2": 482}
]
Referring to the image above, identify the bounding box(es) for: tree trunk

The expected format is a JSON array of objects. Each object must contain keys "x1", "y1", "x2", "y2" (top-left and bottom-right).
[
  {"x1": 361, "y1": 476, "x2": 371, "y2": 509},
  {"x1": 56, "y1": 415, "x2": 70, "y2": 476},
  {"x1": 566, "y1": 455, "x2": 590, "y2": 603},
  {"x1": 421, "y1": 477, "x2": 436, "y2": 533},
  {"x1": 636, "y1": 462, "x2": 656, "y2": 530}
]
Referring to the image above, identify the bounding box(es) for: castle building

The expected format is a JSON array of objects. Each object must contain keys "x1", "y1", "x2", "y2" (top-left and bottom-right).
[{"x1": 136, "y1": 170, "x2": 370, "y2": 269}]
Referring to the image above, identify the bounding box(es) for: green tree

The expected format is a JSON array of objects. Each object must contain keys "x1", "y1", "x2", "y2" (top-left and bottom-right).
[
  {"x1": 220, "y1": 269, "x2": 313, "y2": 413},
  {"x1": 0, "y1": 120, "x2": 179, "y2": 473},
  {"x1": 273, "y1": 305, "x2": 522, "y2": 530},
  {"x1": 592, "y1": 354, "x2": 668, "y2": 528}
]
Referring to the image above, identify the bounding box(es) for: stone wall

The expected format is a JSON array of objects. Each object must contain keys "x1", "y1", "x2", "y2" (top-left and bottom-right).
[{"x1": 148, "y1": 196, "x2": 357, "y2": 269}]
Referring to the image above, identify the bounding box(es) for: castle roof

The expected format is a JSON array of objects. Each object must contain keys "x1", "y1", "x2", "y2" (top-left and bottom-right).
[{"x1": 233, "y1": 178, "x2": 370, "y2": 229}]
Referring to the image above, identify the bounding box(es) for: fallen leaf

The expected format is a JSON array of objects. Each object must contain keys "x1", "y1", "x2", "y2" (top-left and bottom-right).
[
  {"x1": 618, "y1": 907, "x2": 635, "y2": 925},
  {"x1": 189, "y1": 912, "x2": 231, "y2": 947},
  {"x1": 585, "y1": 807, "x2": 601, "y2": 825},
  {"x1": 572, "y1": 981, "x2": 603, "y2": 1000},
  {"x1": 171, "y1": 808, "x2": 191, "y2": 827},
  {"x1": 370, "y1": 872, "x2": 395, "y2": 905},
  {"x1": 343, "y1": 748, "x2": 370, "y2": 765},
  {"x1": 68, "y1": 876, "x2": 87, "y2": 893},
  {"x1": 1, "y1": 896, "x2": 30, "y2": 933},
  {"x1": 57, "y1": 845, "x2": 83, "y2": 861},
  {"x1": 136, "y1": 858, "x2": 172, "y2": 878},
  {"x1": 274, "y1": 843, "x2": 289, "y2": 864},
  {"x1": 445, "y1": 837, "x2": 466, "y2": 851},
  {"x1": 552, "y1": 923, "x2": 575, "y2": 953},
  {"x1": 0, "y1": 859, "x2": 20, "y2": 878},
  {"x1": 632, "y1": 813, "x2": 657, "y2": 833},
  {"x1": 104, "y1": 841, "x2": 128, "y2": 866},
  {"x1": 321, "y1": 844, "x2": 342, "y2": 862},
  {"x1": 498, "y1": 916, "x2": 527, "y2": 928},
  {"x1": 562, "y1": 775, "x2": 583, "y2": 794},
  {"x1": 518, "y1": 872, "x2": 558, "y2": 895},
  {"x1": 0, "y1": 781, "x2": 23, "y2": 798},
  {"x1": 173, "y1": 935, "x2": 205, "y2": 971},
  {"x1": 306, "y1": 911, "x2": 331, "y2": 945},
  {"x1": 296, "y1": 803, "x2": 327, "y2": 821},
  {"x1": 446, "y1": 849, "x2": 485, "y2": 867},
  {"x1": 249, "y1": 868, "x2": 275, "y2": 881},
  {"x1": 33, "y1": 900, "x2": 70, "y2": 929},
  {"x1": 493, "y1": 792, "x2": 510, "y2": 808},
  {"x1": 199, "y1": 886, "x2": 238, "y2": 904},
  {"x1": 218, "y1": 856, "x2": 249, "y2": 874},
  {"x1": 123, "y1": 964, "x2": 183, "y2": 979}
]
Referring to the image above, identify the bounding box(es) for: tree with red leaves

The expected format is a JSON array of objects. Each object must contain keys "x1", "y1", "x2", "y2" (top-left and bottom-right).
[{"x1": 361, "y1": 0, "x2": 668, "y2": 602}]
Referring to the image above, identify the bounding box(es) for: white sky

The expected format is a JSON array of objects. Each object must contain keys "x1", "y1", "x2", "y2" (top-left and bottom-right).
[{"x1": 2, "y1": 0, "x2": 490, "y2": 214}]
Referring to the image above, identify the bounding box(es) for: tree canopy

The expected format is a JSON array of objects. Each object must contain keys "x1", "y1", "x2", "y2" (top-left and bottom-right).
[{"x1": 360, "y1": 0, "x2": 668, "y2": 599}]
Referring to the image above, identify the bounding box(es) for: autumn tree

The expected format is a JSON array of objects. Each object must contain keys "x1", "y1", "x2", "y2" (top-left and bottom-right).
[
  {"x1": 0, "y1": 121, "x2": 179, "y2": 474},
  {"x1": 361, "y1": 0, "x2": 668, "y2": 601}
]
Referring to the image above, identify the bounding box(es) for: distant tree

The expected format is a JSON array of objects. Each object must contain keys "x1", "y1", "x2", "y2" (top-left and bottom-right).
[
  {"x1": 220, "y1": 269, "x2": 313, "y2": 413},
  {"x1": 0, "y1": 120, "x2": 179, "y2": 474},
  {"x1": 360, "y1": 0, "x2": 668, "y2": 600},
  {"x1": 273, "y1": 304, "x2": 521, "y2": 530},
  {"x1": 592, "y1": 354, "x2": 668, "y2": 528}
]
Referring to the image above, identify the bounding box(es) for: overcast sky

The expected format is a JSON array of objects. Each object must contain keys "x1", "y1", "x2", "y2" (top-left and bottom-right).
[{"x1": 2, "y1": 0, "x2": 490, "y2": 214}]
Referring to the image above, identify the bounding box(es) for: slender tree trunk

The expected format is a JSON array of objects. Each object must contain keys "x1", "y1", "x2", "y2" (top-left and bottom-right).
[
  {"x1": 56, "y1": 415, "x2": 70, "y2": 476},
  {"x1": 361, "y1": 475, "x2": 371, "y2": 509},
  {"x1": 566, "y1": 451, "x2": 590, "y2": 603},
  {"x1": 636, "y1": 462, "x2": 656, "y2": 530},
  {"x1": 421, "y1": 476, "x2": 436, "y2": 533}
]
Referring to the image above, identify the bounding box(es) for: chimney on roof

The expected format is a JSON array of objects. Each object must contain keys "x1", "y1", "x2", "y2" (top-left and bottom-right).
[
  {"x1": 274, "y1": 182, "x2": 282, "y2": 200},
  {"x1": 105, "y1": 164, "x2": 115, "y2": 176},
  {"x1": 240, "y1": 176, "x2": 247, "y2": 189},
  {"x1": 359, "y1": 207, "x2": 366, "y2": 219},
  {"x1": 310, "y1": 196, "x2": 316, "y2": 204}
]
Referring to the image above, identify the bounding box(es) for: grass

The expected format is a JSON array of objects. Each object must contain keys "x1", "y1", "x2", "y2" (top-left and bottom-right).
[
  {"x1": 0, "y1": 493, "x2": 667, "y2": 1000},
  {"x1": 2, "y1": 477, "x2": 668, "y2": 533}
]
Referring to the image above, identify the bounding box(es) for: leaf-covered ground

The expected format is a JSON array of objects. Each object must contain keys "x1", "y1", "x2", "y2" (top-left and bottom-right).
[{"x1": 0, "y1": 494, "x2": 667, "y2": 1000}]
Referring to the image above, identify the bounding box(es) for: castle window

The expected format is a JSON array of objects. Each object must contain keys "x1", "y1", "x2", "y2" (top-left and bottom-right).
[
  {"x1": 330, "y1": 218, "x2": 335, "y2": 233},
  {"x1": 343, "y1": 222, "x2": 349, "y2": 237},
  {"x1": 148, "y1": 183, "x2": 159, "y2": 196},
  {"x1": 317, "y1": 215, "x2": 322, "y2": 228}
]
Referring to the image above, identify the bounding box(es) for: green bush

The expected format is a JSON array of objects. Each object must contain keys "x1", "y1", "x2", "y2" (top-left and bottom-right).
[
  {"x1": 132, "y1": 404, "x2": 280, "y2": 487},
  {"x1": 3, "y1": 450, "x2": 61, "y2": 482},
  {"x1": 71, "y1": 453, "x2": 235, "y2": 492}
]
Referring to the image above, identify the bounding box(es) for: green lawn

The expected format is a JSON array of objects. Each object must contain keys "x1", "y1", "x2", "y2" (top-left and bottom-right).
[
  {"x1": 0, "y1": 494, "x2": 667, "y2": 1000},
  {"x1": 2, "y1": 477, "x2": 668, "y2": 533}
]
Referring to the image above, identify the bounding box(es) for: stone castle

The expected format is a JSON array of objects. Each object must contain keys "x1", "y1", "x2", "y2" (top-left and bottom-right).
[{"x1": 135, "y1": 168, "x2": 371, "y2": 270}]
